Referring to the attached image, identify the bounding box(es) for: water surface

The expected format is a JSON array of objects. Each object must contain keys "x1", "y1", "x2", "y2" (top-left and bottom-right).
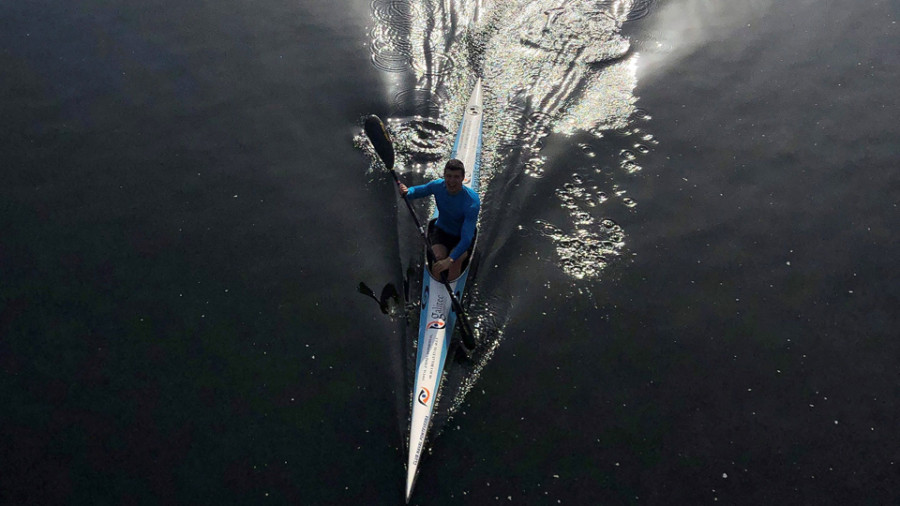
[{"x1": 2, "y1": 0, "x2": 898, "y2": 504}]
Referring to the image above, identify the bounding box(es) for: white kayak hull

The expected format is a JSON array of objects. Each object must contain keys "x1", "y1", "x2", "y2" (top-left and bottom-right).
[{"x1": 405, "y1": 78, "x2": 483, "y2": 503}]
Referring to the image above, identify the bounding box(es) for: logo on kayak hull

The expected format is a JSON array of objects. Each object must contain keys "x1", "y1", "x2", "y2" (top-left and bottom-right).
[
  {"x1": 417, "y1": 387, "x2": 431, "y2": 406},
  {"x1": 427, "y1": 319, "x2": 445, "y2": 330}
]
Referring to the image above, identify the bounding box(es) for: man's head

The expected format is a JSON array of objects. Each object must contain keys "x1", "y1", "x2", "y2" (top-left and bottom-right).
[{"x1": 443, "y1": 159, "x2": 465, "y2": 194}]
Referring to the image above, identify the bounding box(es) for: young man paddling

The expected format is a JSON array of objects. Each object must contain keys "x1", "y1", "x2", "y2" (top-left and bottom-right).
[{"x1": 399, "y1": 159, "x2": 480, "y2": 282}]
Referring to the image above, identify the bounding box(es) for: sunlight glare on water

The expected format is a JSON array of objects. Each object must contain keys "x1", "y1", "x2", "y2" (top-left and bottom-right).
[
  {"x1": 365, "y1": 0, "x2": 647, "y2": 279},
  {"x1": 636, "y1": 0, "x2": 774, "y2": 77}
]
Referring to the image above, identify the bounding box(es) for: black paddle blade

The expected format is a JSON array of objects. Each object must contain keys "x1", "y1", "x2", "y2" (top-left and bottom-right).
[
  {"x1": 357, "y1": 281, "x2": 378, "y2": 300},
  {"x1": 363, "y1": 115, "x2": 395, "y2": 170}
]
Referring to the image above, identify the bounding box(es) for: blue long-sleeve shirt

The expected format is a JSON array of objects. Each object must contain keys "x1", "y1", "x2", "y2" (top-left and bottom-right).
[{"x1": 406, "y1": 179, "x2": 480, "y2": 260}]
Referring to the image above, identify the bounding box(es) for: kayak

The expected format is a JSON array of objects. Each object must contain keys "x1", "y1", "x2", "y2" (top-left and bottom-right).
[{"x1": 405, "y1": 78, "x2": 484, "y2": 503}]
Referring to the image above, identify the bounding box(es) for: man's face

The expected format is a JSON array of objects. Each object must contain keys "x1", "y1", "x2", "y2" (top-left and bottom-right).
[{"x1": 443, "y1": 168, "x2": 464, "y2": 193}]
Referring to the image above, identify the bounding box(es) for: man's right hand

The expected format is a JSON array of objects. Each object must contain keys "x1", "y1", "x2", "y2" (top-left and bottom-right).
[{"x1": 399, "y1": 183, "x2": 409, "y2": 196}]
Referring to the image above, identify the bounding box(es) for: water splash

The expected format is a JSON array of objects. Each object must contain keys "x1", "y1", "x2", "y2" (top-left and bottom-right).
[{"x1": 530, "y1": 169, "x2": 628, "y2": 280}]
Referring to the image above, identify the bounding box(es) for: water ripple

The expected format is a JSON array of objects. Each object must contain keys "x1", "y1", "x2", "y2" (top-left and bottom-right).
[
  {"x1": 410, "y1": 51, "x2": 458, "y2": 78},
  {"x1": 371, "y1": 0, "x2": 415, "y2": 29},
  {"x1": 393, "y1": 87, "x2": 449, "y2": 118},
  {"x1": 626, "y1": 0, "x2": 656, "y2": 22}
]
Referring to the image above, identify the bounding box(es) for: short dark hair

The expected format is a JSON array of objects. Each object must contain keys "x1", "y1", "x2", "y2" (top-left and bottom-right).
[{"x1": 444, "y1": 158, "x2": 465, "y2": 174}]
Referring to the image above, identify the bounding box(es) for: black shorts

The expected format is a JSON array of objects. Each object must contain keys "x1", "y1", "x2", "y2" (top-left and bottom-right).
[{"x1": 429, "y1": 223, "x2": 460, "y2": 252}]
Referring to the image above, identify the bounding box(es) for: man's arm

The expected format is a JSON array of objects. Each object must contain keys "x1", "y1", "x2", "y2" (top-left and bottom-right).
[
  {"x1": 449, "y1": 202, "x2": 479, "y2": 261},
  {"x1": 400, "y1": 180, "x2": 442, "y2": 199}
]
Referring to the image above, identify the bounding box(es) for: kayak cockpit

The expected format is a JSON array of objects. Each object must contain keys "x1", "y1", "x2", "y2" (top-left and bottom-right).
[{"x1": 424, "y1": 218, "x2": 477, "y2": 281}]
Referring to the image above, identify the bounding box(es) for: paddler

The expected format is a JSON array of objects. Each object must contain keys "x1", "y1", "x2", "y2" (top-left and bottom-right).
[{"x1": 399, "y1": 159, "x2": 480, "y2": 281}]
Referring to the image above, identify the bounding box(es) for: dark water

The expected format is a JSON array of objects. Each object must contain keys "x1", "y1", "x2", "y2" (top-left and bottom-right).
[{"x1": 3, "y1": 0, "x2": 898, "y2": 504}]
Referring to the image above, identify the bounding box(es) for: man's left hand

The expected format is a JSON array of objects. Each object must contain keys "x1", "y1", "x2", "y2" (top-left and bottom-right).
[{"x1": 433, "y1": 258, "x2": 452, "y2": 274}]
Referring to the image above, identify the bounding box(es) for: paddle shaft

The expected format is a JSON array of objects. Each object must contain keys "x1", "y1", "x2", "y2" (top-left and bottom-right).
[{"x1": 388, "y1": 170, "x2": 429, "y2": 240}]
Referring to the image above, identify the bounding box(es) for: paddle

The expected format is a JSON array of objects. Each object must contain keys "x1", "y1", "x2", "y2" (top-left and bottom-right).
[
  {"x1": 363, "y1": 115, "x2": 477, "y2": 351},
  {"x1": 357, "y1": 281, "x2": 399, "y2": 315}
]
